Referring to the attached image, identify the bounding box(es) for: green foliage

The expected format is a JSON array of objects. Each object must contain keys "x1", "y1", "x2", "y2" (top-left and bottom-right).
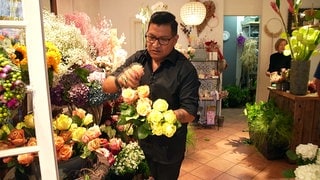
[
  {"x1": 222, "y1": 85, "x2": 250, "y2": 108},
  {"x1": 244, "y1": 100, "x2": 293, "y2": 149},
  {"x1": 186, "y1": 125, "x2": 196, "y2": 149}
]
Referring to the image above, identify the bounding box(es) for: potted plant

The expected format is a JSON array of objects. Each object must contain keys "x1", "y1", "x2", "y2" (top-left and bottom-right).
[{"x1": 244, "y1": 100, "x2": 293, "y2": 160}]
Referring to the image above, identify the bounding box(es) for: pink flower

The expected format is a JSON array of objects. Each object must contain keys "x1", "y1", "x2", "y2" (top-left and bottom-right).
[
  {"x1": 270, "y1": 2, "x2": 280, "y2": 15},
  {"x1": 108, "y1": 138, "x2": 122, "y2": 155}
]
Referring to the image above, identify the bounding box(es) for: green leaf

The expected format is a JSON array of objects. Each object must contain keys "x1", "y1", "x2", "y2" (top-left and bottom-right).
[
  {"x1": 137, "y1": 122, "x2": 151, "y2": 139},
  {"x1": 282, "y1": 169, "x2": 295, "y2": 178},
  {"x1": 276, "y1": 0, "x2": 280, "y2": 8},
  {"x1": 74, "y1": 67, "x2": 90, "y2": 83},
  {"x1": 286, "y1": 149, "x2": 298, "y2": 161}
]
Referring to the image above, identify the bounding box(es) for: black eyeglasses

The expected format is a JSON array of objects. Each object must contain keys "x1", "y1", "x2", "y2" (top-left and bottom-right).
[{"x1": 145, "y1": 35, "x2": 173, "y2": 45}]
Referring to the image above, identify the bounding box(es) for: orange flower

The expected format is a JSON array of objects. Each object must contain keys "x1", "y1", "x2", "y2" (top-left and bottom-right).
[
  {"x1": 7, "y1": 129, "x2": 27, "y2": 147},
  {"x1": 59, "y1": 131, "x2": 72, "y2": 142},
  {"x1": 54, "y1": 135, "x2": 65, "y2": 151},
  {"x1": 27, "y1": 137, "x2": 37, "y2": 146},
  {"x1": 17, "y1": 153, "x2": 34, "y2": 166},
  {"x1": 57, "y1": 144, "x2": 73, "y2": 161}
]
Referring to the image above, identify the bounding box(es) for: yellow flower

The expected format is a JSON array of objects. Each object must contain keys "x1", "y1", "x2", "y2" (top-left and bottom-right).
[
  {"x1": 163, "y1": 110, "x2": 177, "y2": 124},
  {"x1": 136, "y1": 98, "x2": 152, "y2": 116},
  {"x1": 151, "y1": 124, "x2": 163, "y2": 136},
  {"x1": 45, "y1": 41, "x2": 61, "y2": 73},
  {"x1": 147, "y1": 109, "x2": 163, "y2": 125},
  {"x1": 137, "y1": 85, "x2": 150, "y2": 98},
  {"x1": 12, "y1": 44, "x2": 27, "y2": 66},
  {"x1": 23, "y1": 114, "x2": 35, "y2": 128},
  {"x1": 152, "y1": 99, "x2": 168, "y2": 112},
  {"x1": 162, "y1": 122, "x2": 176, "y2": 138},
  {"x1": 83, "y1": 113, "x2": 93, "y2": 126},
  {"x1": 55, "y1": 114, "x2": 72, "y2": 130},
  {"x1": 72, "y1": 127, "x2": 86, "y2": 142}
]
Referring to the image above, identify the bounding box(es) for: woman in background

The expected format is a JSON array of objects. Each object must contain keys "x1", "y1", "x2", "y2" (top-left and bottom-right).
[{"x1": 266, "y1": 38, "x2": 291, "y2": 77}]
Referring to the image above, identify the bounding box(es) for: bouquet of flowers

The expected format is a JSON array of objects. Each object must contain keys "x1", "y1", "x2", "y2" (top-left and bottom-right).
[
  {"x1": 109, "y1": 141, "x2": 146, "y2": 176},
  {"x1": 118, "y1": 85, "x2": 181, "y2": 140},
  {"x1": 0, "y1": 108, "x2": 119, "y2": 177},
  {"x1": 0, "y1": 39, "x2": 26, "y2": 124},
  {"x1": 284, "y1": 143, "x2": 320, "y2": 179},
  {"x1": 175, "y1": 44, "x2": 195, "y2": 60}
]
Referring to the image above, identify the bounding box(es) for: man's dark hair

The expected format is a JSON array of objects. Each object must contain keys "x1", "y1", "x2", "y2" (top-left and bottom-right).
[{"x1": 148, "y1": 11, "x2": 178, "y2": 36}]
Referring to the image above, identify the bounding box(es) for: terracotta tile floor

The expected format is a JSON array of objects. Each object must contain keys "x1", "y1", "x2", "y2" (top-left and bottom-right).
[{"x1": 178, "y1": 108, "x2": 297, "y2": 180}]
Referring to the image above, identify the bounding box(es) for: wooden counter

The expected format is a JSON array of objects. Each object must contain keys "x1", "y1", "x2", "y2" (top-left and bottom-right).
[{"x1": 268, "y1": 89, "x2": 320, "y2": 150}]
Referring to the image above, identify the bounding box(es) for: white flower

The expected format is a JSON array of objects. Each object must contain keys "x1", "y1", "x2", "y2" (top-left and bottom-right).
[
  {"x1": 296, "y1": 143, "x2": 319, "y2": 161},
  {"x1": 294, "y1": 164, "x2": 320, "y2": 180}
]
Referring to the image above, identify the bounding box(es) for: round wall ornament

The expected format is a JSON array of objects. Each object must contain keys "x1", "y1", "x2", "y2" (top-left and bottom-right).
[
  {"x1": 196, "y1": 0, "x2": 216, "y2": 35},
  {"x1": 264, "y1": 18, "x2": 283, "y2": 38},
  {"x1": 223, "y1": 31, "x2": 230, "y2": 41}
]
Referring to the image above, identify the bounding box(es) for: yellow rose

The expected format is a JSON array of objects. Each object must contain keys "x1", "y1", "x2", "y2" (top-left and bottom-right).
[
  {"x1": 151, "y1": 125, "x2": 163, "y2": 136},
  {"x1": 147, "y1": 109, "x2": 163, "y2": 124},
  {"x1": 72, "y1": 127, "x2": 86, "y2": 142},
  {"x1": 55, "y1": 114, "x2": 72, "y2": 130},
  {"x1": 69, "y1": 123, "x2": 78, "y2": 132},
  {"x1": 1, "y1": 124, "x2": 10, "y2": 134},
  {"x1": 23, "y1": 114, "x2": 35, "y2": 128},
  {"x1": 153, "y1": 99, "x2": 169, "y2": 112},
  {"x1": 83, "y1": 113, "x2": 93, "y2": 126},
  {"x1": 162, "y1": 122, "x2": 176, "y2": 138},
  {"x1": 137, "y1": 85, "x2": 150, "y2": 98},
  {"x1": 136, "y1": 98, "x2": 152, "y2": 116},
  {"x1": 163, "y1": 110, "x2": 177, "y2": 124},
  {"x1": 122, "y1": 87, "x2": 138, "y2": 104}
]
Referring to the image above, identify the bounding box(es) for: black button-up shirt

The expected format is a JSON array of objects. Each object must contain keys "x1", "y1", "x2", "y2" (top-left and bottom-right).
[{"x1": 113, "y1": 49, "x2": 200, "y2": 163}]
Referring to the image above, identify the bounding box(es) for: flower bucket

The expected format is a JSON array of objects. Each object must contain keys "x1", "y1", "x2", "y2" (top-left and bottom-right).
[{"x1": 289, "y1": 60, "x2": 310, "y2": 95}]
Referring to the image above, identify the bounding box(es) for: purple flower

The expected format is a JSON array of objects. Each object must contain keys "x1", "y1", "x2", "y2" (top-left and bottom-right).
[
  {"x1": 237, "y1": 34, "x2": 246, "y2": 47},
  {"x1": 50, "y1": 84, "x2": 68, "y2": 106},
  {"x1": 7, "y1": 98, "x2": 19, "y2": 109},
  {"x1": 68, "y1": 83, "x2": 90, "y2": 107}
]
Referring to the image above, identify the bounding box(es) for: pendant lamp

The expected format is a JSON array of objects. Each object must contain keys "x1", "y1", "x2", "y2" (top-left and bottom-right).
[{"x1": 180, "y1": 1, "x2": 206, "y2": 26}]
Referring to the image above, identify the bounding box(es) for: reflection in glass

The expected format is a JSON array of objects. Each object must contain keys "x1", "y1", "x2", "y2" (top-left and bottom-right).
[{"x1": 0, "y1": 0, "x2": 23, "y2": 20}]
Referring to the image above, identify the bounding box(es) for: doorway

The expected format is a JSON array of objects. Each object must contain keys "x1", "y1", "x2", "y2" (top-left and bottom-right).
[{"x1": 222, "y1": 16, "x2": 260, "y2": 107}]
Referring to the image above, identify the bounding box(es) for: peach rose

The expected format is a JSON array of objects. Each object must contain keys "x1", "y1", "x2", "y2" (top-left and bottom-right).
[
  {"x1": 0, "y1": 142, "x2": 10, "y2": 150},
  {"x1": 8, "y1": 129, "x2": 27, "y2": 147},
  {"x1": 17, "y1": 153, "x2": 34, "y2": 166},
  {"x1": 72, "y1": 108, "x2": 86, "y2": 119},
  {"x1": 81, "y1": 125, "x2": 101, "y2": 143},
  {"x1": 54, "y1": 135, "x2": 65, "y2": 150},
  {"x1": 57, "y1": 144, "x2": 73, "y2": 161},
  {"x1": 27, "y1": 137, "x2": 37, "y2": 146},
  {"x1": 87, "y1": 138, "x2": 101, "y2": 151},
  {"x1": 59, "y1": 131, "x2": 72, "y2": 142}
]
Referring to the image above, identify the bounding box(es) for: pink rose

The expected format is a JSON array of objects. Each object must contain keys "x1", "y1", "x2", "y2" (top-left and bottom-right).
[{"x1": 108, "y1": 138, "x2": 122, "y2": 155}]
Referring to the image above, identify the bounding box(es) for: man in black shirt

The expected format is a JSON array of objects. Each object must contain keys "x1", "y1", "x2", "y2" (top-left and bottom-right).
[{"x1": 102, "y1": 11, "x2": 200, "y2": 180}]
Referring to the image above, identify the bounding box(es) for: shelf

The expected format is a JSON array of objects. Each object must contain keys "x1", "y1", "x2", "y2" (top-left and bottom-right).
[
  {"x1": 199, "y1": 76, "x2": 219, "y2": 80},
  {"x1": 0, "y1": 20, "x2": 26, "y2": 28}
]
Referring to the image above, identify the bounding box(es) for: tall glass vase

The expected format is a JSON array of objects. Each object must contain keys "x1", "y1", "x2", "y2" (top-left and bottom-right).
[{"x1": 289, "y1": 60, "x2": 310, "y2": 95}]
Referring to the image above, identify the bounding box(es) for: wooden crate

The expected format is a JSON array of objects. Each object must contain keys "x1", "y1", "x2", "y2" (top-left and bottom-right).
[{"x1": 269, "y1": 89, "x2": 320, "y2": 150}]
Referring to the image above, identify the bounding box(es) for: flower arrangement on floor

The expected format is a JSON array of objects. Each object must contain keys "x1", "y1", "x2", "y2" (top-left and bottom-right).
[
  {"x1": 284, "y1": 143, "x2": 320, "y2": 179},
  {"x1": 118, "y1": 84, "x2": 181, "y2": 140}
]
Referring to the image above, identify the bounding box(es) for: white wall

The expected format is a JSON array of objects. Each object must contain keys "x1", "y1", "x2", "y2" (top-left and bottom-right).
[{"x1": 49, "y1": 0, "x2": 320, "y2": 102}]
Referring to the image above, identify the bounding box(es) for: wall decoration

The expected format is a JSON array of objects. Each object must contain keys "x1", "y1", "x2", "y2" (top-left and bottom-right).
[
  {"x1": 264, "y1": 18, "x2": 283, "y2": 38},
  {"x1": 196, "y1": 0, "x2": 217, "y2": 35}
]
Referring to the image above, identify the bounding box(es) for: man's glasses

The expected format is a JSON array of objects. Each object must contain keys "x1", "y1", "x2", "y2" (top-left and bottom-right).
[{"x1": 145, "y1": 35, "x2": 173, "y2": 46}]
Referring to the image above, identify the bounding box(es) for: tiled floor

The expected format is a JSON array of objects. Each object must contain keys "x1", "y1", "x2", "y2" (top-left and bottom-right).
[{"x1": 178, "y1": 108, "x2": 296, "y2": 180}]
